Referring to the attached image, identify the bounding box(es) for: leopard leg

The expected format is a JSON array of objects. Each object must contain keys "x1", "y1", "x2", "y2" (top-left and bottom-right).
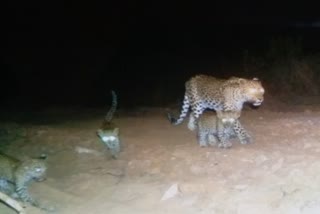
[
  {"x1": 217, "y1": 119, "x2": 232, "y2": 148},
  {"x1": 15, "y1": 182, "x2": 53, "y2": 211},
  {"x1": 0, "y1": 180, "x2": 14, "y2": 196},
  {"x1": 197, "y1": 130, "x2": 208, "y2": 147},
  {"x1": 15, "y1": 183, "x2": 39, "y2": 207},
  {"x1": 188, "y1": 102, "x2": 204, "y2": 130},
  {"x1": 188, "y1": 114, "x2": 196, "y2": 131},
  {"x1": 233, "y1": 119, "x2": 252, "y2": 144},
  {"x1": 207, "y1": 134, "x2": 218, "y2": 146}
]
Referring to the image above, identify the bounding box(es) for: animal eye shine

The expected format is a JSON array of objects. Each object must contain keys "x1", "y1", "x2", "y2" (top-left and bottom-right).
[
  {"x1": 35, "y1": 168, "x2": 42, "y2": 172},
  {"x1": 102, "y1": 136, "x2": 116, "y2": 141}
]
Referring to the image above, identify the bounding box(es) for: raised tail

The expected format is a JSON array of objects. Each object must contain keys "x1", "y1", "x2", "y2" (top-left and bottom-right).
[
  {"x1": 105, "y1": 90, "x2": 117, "y2": 122},
  {"x1": 167, "y1": 94, "x2": 190, "y2": 125}
]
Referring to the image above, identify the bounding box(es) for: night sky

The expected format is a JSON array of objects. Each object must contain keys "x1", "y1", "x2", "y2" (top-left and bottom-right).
[{"x1": 2, "y1": 1, "x2": 320, "y2": 110}]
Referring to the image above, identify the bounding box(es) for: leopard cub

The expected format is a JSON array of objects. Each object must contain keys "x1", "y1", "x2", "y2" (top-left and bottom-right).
[
  {"x1": 97, "y1": 90, "x2": 121, "y2": 159},
  {"x1": 0, "y1": 153, "x2": 47, "y2": 209},
  {"x1": 195, "y1": 110, "x2": 243, "y2": 148}
]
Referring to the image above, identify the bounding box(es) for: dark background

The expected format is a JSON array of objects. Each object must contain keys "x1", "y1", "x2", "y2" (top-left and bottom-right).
[{"x1": 2, "y1": 1, "x2": 320, "y2": 110}]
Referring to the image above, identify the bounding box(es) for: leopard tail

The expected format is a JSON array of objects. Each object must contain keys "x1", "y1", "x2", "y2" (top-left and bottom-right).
[
  {"x1": 167, "y1": 94, "x2": 190, "y2": 125},
  {"x1": 105, "y1": 90, "x2": 117, "y2": 122}
]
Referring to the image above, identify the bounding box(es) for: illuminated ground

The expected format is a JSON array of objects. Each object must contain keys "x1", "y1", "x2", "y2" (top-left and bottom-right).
[{"x1": 1, "y1": 99, "x2": 320, "y2": 214}]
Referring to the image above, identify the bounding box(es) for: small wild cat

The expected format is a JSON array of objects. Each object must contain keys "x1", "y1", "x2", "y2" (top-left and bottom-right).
[
  {"x1": 96, "y1": 90, "x2": 121, "y2": 159},
  {"x1": 0, "y1": 153, "x2": 48, "y2": 210}
]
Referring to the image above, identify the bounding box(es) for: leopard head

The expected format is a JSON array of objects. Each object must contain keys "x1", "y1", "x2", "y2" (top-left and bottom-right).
[
  {"x1": 217, "y1": 110, "x2": 241, "y2": 125},
  {"x1": 96, "y1": 128, "x2": 119, "y2": 144},
  {"x1": 17, "y1": 158, "x2": 47, "y2": 183},
  {"x1": 242, "y1": 78, "x2": 265, "y2": 107}
]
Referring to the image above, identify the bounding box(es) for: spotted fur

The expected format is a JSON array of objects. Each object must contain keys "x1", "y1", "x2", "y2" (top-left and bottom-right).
[
  {"x1": 0, "y1": 153, "x2": 47, "y2": 208},
  {"x1": 167, "y1": 74, "x2": 264, "y2": 143},
  {"x1": 96, "y1": 90, "x2": 121, "y2": 159},
  {"x1": 195, "y1": 110, "x2": 251, "y2": 148}
]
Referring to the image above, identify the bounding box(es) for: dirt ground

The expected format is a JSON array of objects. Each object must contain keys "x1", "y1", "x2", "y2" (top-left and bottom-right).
[{"x1": 1, "y1": 97, "x2": 320, "y2": 214}]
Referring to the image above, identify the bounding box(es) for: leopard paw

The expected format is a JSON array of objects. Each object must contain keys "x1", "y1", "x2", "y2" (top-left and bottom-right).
[{"x1": 218, "y1": 142, "x2": 232, "y2": 149}]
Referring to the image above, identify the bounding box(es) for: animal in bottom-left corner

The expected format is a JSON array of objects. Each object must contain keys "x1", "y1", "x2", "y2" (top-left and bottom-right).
[
  {"x1": 0, "y1": 152, "x2": 49, "y2": 211},
  {"x1": 96, "y1": 90, "x2": 121, "y2": 159}
]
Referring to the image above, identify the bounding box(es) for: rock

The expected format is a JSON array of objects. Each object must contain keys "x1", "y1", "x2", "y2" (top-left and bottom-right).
[
  {"x1": 161, "y1": 183, "x2": 180, "y2": 201},
  {"x1": 74, "y1": 146, "x2": 102, "y2": 156}
]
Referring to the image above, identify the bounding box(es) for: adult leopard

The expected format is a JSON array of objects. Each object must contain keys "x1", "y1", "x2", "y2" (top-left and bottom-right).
[{"x1": 167, "y1": 74, "x2": 264, "y2": 145}]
